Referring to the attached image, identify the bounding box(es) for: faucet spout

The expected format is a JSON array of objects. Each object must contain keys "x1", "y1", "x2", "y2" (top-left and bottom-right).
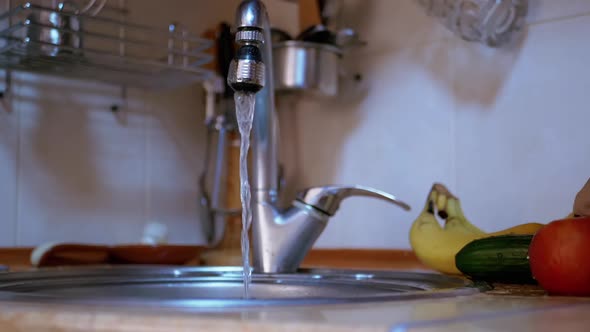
[
  {"x1": 230, "y1": 0, "x2": 281, "y2": 273},
  {"x1": 228, "y1": 0, "x2": 411, "y2": 274}
]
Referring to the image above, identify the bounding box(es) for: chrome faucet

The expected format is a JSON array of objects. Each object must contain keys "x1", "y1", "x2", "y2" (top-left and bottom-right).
[{"x1": 228, "y1": 0, "x2": 411, "y2": 273}]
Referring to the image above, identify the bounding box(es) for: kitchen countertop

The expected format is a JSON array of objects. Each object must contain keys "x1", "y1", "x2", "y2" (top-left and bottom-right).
[{"x1": 0, "y1": 248, "x2": 588, "y2": 332}]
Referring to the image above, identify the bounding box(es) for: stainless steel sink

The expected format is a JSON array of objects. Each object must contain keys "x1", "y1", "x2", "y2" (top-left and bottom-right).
[{"x1": 0, "y1": 266, "x2": 482, "y2": 309}]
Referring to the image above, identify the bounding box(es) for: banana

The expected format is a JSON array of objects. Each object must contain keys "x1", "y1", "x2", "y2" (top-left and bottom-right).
[
  {"x1": 487, "y1": 223, "x2": 545, "y2": 236},
  {"x1": 410, "y1": 199, "x2": 478, "y2": 275},
  {"x1": 430, "y1": 184, "x2": 485, "y2": 236},
  {"x1": 410, "y1": 184, "x2": 544, "y2": 275}
]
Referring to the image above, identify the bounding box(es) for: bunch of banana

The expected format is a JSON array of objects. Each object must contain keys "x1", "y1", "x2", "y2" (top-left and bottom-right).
[{"x1": 410, "y1": 183, "x2": 543, "y2": 275}]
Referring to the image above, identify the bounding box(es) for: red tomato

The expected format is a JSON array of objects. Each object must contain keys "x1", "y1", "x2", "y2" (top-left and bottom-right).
[{"x1": 529, "y1": 217, "x2": 590, "y2": 296}]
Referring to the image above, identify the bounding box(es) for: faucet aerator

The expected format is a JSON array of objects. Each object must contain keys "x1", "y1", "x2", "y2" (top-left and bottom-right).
[
  {"x1": 228, "y1": 39, "x2": 265, "y2": 93},
  {"x1": 227, "y1": 58, "x2": 265, "y2": 93}
]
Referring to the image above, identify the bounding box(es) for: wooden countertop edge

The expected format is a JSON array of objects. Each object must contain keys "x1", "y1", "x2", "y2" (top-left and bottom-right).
[
  {"x1": 0, "y1": 247, "x2": 426, "y2": 271},
  {"x1": 302, "y1": 249, "x2": 426, "y2": 270},
  {"x1": 0, "y1": 248, "x2": 32, "y2": 270}
]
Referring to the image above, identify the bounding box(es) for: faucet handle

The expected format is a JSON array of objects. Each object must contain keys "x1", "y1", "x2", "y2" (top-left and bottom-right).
[{"x1": 296, "y1": 185, "x2": 411, "y2": 216}]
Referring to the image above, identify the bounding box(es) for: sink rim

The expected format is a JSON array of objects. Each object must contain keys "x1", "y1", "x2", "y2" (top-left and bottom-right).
[{"x1": 0, "y1": 266, "x2": 484, "y2": 309}]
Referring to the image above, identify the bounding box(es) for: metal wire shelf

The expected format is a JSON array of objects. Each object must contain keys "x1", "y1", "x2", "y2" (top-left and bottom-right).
[{"x1": 0, "y1": 2, "x2": 214, "y2": 89}]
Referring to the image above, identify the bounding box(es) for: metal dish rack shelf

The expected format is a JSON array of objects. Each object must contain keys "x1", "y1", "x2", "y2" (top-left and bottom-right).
[{"x1": 0, "y1": 2, "x2": 213, "y2": 90}]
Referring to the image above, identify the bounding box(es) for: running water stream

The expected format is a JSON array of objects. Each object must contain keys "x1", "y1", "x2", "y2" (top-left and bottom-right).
[{"x1": 234, "y1": 92, "x2": 256, "y2": 298}]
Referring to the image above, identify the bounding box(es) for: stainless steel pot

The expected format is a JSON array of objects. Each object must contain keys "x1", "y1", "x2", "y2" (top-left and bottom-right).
[{"x1": 273, "y1": 40, "x2": 342, "y2": 97}]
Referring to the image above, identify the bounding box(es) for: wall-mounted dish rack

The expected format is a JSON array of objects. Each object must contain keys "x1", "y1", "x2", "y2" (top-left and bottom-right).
[{"x1": 0, "y1": 1, "x2": 213, "y2": 91}]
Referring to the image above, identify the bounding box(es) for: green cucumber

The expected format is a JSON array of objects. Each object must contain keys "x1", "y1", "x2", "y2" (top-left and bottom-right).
[{"x1": 455, "y1": 234, "x2": 536, "y2": 284}]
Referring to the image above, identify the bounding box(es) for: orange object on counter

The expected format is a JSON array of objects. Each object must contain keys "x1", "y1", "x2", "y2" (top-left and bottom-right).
[
  {"x1": 110, "y1": 245, "x2": 203, "y2": 265},
  {"x1": 31, "y1": 243, "x2": 203, "y2": 267},
  {"x1": 529, "y1": 217, "x2": 590, "y2": 296}
]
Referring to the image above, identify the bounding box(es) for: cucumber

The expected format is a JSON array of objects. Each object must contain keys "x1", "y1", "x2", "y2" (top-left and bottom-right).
[{"x1": 455, "y1": 235, "x2": 536, "y2": 284}]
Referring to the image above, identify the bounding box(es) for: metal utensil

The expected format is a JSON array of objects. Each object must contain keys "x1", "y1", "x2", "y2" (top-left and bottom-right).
[
  {"x1": 25, "y1": 3, "x2": 83, "y2": 58},
  {"x1": 270, "y1": 28, "x2": 293, "y2": 44},
  {"x1": 296, "y1": 25, "x2": 366, "y2": 50},
  {"x1": 334, "y1": 28, "x2": 366, "y2": 48},
  {"x1": 295, "y1": 24, "x2": 334, "y2": 44},
  {"x1": 199, "y1": 23, "x2": 240, "y2": 246},
  {"x1": 273, "y1": 40, "x2": 341, "y2": 97}
]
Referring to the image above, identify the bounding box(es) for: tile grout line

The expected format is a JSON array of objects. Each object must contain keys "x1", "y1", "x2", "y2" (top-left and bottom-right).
[
  {"x1": 450, "y1": 88, "x2": 457, "y2": 192},
  {"x1": 527, "y1": 10, "x2": 590, "y2": 27},
  {"x1": 450, "y1": 38, "x2": 457, "y2": 192},
  {"x1": 144, "y1": 92, "x2": 151, "y2": 225},
  {"x1": 13, "y1": 77, "x2": 20, "y2": 246}
]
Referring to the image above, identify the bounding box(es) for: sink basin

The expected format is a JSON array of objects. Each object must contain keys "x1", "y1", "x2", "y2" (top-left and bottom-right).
[{"x1": 0, "y1": 266, "x2": 481, "y2": 309}]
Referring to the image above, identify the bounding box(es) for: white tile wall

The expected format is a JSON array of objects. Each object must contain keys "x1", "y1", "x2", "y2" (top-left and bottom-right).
[
  {"x1": 279, "y1": 0, "x2": 590, "y2": 248},
  {"x1": 143, "y1": 86, "x2": 208, "y2": 245},
  {"x1": 527, "y1": 0, "x2": 590, "y2": 23},
  {"x1": 453, "y1": 15, "x2": 590, "y2": 232},
  {"x1": 0, "y1": 0, "x2": 589, "y2": 249},
  {"x1": 1, "y1": 75, "x2": 208, "y2": 246},
  {"x1": 15, "y1": 74, "x2": 148, "y2": 245},
  {"x1": 0, "y1": 74, "x2": 17, "y2": 246},
  {"x1": 339, "y1": 0, "x2": 453, "y2": 53},
  {"x1": 293, "y1": 40, "x2": 456, "y2": 248},
  {"x1": 0, "y1": 0, "x2": 212, "y2": 246}
]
